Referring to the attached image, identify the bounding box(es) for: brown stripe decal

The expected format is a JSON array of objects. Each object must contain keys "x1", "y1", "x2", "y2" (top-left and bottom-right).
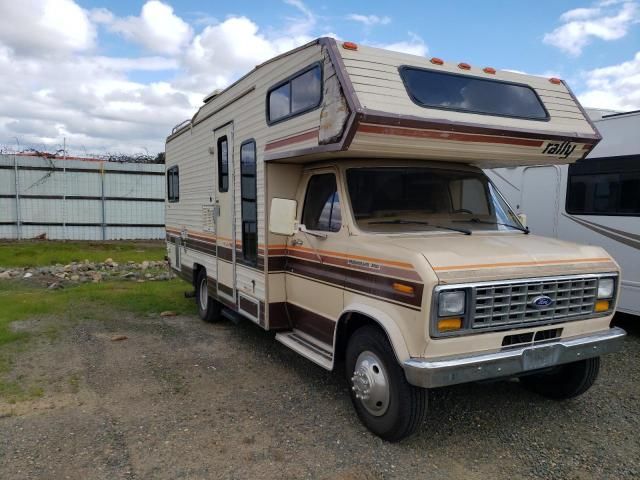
[
  {"x1": 359, "y1": 123, "x2": 545, "y2": 148},
  {"x1": 268, "y1": 302, "x2": 291, "y2": 330},
  {"x1": 265, "y1": 129, "x2": 318, "y2": 151},
  {"x1": 239, "y1": 296, "x2": 259, "y2": 318},
  {"x1": 286, "y1": 303, "x2": 335, "y2": 345}
]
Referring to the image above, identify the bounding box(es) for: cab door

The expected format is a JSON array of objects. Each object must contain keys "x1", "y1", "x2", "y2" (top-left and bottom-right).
[
  {"x1": 285, "y1": 169, "x2": 348, "y2": 345},
  {"x1": 213, "y1": 123, "x2": 236, "y2": 303}
]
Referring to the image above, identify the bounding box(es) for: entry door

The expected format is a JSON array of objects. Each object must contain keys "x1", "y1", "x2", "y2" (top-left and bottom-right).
[
  {"x1": 521, "y1": 166, "x2": 560, "y2": 236},
  {"x1": 214, "y1": 123, "x2": 236, "y2": 303}
]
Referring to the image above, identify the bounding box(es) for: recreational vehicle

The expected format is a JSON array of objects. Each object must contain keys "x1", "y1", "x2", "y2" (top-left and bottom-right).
[
  {"x1": 487, "y1": 109, "x2": 640, "y2": 317},
  {"x1": 165, "y1": 38, "x2": 625, "y2": 441}
]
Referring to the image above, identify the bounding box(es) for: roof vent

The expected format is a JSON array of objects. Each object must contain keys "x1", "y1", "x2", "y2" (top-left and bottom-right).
[{"x1": 203, "y1": 88, "x2": 223, "y2": 103}]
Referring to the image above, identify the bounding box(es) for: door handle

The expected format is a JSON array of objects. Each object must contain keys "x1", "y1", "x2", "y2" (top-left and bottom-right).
[{"x1": 291, "y1": 239, "x2": 303, "y2": 246}]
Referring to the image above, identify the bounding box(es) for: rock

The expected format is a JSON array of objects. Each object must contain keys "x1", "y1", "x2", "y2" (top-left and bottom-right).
[
  {"x1": 63, "y1": 264, "x2": 73, "y2": 272},
  {"x1": 121, "y1": 272, "x2": 135, "y2": 279},
  {"x1": 141, "y1": 261, "x2": 150, "y2": 270},
  {"x1": 91, "y1": 273, "x2": 103, "y2": 283},
  {"x1": 0, "y1": 271, "x2": 12, "y2": 279},
  {"x1": 160, "y1": 311, "x2": 177, "y2": 317},
  {"x1": 70, "y1": 275, "x2": 80, "y2": 281},
  {"x1": 105, "y1": 258, "x2": 114, "y2": 265},
  {"x1": 144, "y1": 273, "x2": 152, "y2": 279},
  {"x1": 111, "y1": 335, "x2": 128, "y2": 342},
  {"x1": 48, "y1": 282, "x2": 62, "y2": 290},
  {"x1": 111, "y1": 262, "x2": 119, "y2": 268},
  {"x1": 23, "y1": 272, "x2": 33, "y2": 278}
]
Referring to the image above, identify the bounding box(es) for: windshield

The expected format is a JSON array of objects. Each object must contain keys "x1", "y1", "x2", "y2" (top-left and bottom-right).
[{"x1": 345, "y1": 167, "x2": 523, "y2": 233}]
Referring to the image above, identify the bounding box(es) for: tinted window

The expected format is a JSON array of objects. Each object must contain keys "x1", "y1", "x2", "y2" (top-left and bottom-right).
[
  {"x1": 399, "y1": 67, "x2": 548, "y2": 120},
  {"x1": 567, "y1": 158, "x2": 640, "y2": 215},
  {"x1": 218, "y1": 136, "x2": 229, "y2": 192},
  {"x1": 267, "y1": 64, "x2": 322, "y2": 123},
  {"x1": 240, "y1": 141, "x2": 258, "y2": 264},
  {"x1": 268, "y1": 83, "x2": 290, "y2": 122},
  {"x1": 292, "y1": 67, "x2": 321, "y2": 113},
  {"x1": 167, "y1": 166, "x2": 179, "y2": 202},
  {"x1": 302, "y1": 174, "x2": 341, "y2": 232}
]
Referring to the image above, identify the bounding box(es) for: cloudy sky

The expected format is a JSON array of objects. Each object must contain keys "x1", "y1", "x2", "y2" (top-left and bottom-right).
[{"x1": 0, "y1": 0, "x2": 639, "y2": 156}]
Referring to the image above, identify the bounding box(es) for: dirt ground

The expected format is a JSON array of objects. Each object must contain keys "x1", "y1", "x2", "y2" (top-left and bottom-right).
[{"x1": 1, "y1": 308, "x2": 639, "y2": 480}]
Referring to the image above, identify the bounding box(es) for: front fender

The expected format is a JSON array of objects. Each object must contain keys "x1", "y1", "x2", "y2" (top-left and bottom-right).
[{"x1": 337, "y1": 303, "x2": 411, "y2": 364}]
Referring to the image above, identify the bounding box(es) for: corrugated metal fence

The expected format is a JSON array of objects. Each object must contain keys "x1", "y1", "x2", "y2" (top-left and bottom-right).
[{"x1": 0, "y1": 154, "x2": 165, "y2": 240}]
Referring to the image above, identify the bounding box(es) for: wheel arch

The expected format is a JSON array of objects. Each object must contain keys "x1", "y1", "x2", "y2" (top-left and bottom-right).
[{"x1": 333, "y1": 304, "x2": 411, "y2": 368}]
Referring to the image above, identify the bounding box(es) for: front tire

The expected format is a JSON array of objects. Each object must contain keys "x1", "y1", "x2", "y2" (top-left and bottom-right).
[
  {"x1": 519, "y1": 357, "x2": 600, "y2": 400},
  {"x1": 345, "y1": 326, "x2": 428, "y2": 442},
  {"x1": 196, "y1": 269, "x2": 222, "y2": 323}
]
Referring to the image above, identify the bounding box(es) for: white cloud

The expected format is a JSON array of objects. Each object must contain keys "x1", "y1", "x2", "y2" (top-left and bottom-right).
[
  {"x1": 0, "y1": 0, "x2": 95, "y2": 56},
  {"x1": 579, "y1": 51, "x2": 640, "y2": 110},
  {"x1": 543, "y1": 1, "x2": 639, "y2": 56},
  {"x1": 374, "y1": 33, "x2": 428, "y2": 57},
  {"x1": 347, "y1": 14, "x2": 391, "y2": 27},
  {"x1": 0, "y1": 0, "x2": 431, "y2": 155},
  {"x1": 107, "y1": 1, "x2": 193, "y2": 56}
]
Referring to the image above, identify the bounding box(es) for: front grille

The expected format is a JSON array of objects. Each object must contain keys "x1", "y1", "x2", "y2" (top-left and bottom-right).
[{"x1": 472, "y1": 277, "x2": 598, "y2": 329}]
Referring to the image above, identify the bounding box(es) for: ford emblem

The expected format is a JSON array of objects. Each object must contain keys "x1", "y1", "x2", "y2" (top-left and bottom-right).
[{"x1": 531, "y1": 295, "x2": 554, "y2": 309}]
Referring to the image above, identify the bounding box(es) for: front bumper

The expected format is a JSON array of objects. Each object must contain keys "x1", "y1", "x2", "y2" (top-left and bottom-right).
[{"x1": 403, "y1": 327, "x2": 626, "y2": 388}]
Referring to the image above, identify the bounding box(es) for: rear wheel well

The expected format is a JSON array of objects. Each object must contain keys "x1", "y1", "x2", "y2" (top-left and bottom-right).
[{"x1": 334, "y1": 312, "x2": 395, "y2": 365}]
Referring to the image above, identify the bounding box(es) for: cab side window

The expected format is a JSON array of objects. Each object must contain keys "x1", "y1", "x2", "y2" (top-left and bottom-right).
[{"x1": 302, "y1": 174, "x2": 341, "y2": 232}]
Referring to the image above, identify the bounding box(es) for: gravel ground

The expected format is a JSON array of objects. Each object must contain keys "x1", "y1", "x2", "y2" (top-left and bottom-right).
[{"x1": 0, "y1": 308, "x2": 638, "y2": 480}]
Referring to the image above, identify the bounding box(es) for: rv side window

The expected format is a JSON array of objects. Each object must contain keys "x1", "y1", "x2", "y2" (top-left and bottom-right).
[
  {"x1": 567, "y1": 158, "x2": 640, "y2": 215},
  {"x1": 240, "y1": 140, "x2": 258, "y2": 265},
  {"x1": 399, "y1": 67, "x2": 548, "y2": 120},
  {"x1": 267, "y1": 64, "x2": 322, "y2": 124},
  {"x1": 167, "y1": 166, "x2": 179, "y2": 203},
  {"x1": 218, "y1": 136, "x2": 229, "y2": 192},
  {"x1": 302, "y1": 174, "x2": 341, "y2": 232}
]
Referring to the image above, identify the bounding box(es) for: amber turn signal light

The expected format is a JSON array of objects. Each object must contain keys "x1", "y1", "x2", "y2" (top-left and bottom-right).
[
  {"x1": 392, "y1": 283, "x2": 414, "y2": 295},
  {"x1": 483, "y1": 67, "x2": 496, "y2": 74},
  {"x1": 342, "y1": 41, "x2": 358, "y2": 51},
  {"x1": 458, "y1": 62, "x2": 471, "y2": 70},
  {"x1": 549, "y1": 77, "x2": 562, "y2": 84},
  {"x1": 594, "y1": 300, "x2": 610, "y2": 312},
  {"x1": 438, "y1": 317, "x2": 463, "y2": 332},
  {"x1": 430, "y1": 57, "x2": 444, "y2": 65}
]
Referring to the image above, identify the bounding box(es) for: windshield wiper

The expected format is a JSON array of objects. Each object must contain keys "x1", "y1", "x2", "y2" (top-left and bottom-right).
[
  {"x1": 454, "y1": 217, "x2": 530, "y2": 234},
  {"x1": 368, "y1": 219, "x2": 472, "y2": 235}
]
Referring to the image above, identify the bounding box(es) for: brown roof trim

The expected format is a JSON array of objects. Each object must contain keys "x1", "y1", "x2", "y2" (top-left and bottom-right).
[
  {"x1": 561, "y1": 79, "x2": 602, "y2": 160},
  {"x1": 358, "y1": 108, "x2": 601, "y2": 144}
]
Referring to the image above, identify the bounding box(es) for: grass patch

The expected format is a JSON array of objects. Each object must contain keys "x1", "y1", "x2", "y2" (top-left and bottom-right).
[
  {"x1": 0, "y1": 240, "x2": 166, "y2": 268},
  {"x1": 0, "y1": 279, "x2": 194, "y2": 347}
]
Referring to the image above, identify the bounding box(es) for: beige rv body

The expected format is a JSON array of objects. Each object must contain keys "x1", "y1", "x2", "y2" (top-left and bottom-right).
[{"x1": 165, "y1": 38, "x2": 623, "y2": 388}]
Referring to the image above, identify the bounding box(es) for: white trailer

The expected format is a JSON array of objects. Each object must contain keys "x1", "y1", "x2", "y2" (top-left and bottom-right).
[{"x1": 487, "y1": 109, "x2": 640, "y2": 316}]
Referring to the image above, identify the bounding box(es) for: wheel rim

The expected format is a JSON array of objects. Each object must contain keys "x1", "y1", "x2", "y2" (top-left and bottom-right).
[
  {"x1": 351, "y1": 350, "x2": 390, "y2": 417},
  {"x1": 199, "y1": 277, "x2": 208, "y2": 310}
]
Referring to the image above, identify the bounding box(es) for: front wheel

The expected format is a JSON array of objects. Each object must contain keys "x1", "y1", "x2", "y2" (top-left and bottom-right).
[
  {"x1": 519, "y1": 357, "x2": 600, "y2": 400},
  {"x1": 345, "y1": 326, "x2": 428, "y2": 442},
  {"x1": 196, "y1": 269, "x2": 222, "y2": 323}
]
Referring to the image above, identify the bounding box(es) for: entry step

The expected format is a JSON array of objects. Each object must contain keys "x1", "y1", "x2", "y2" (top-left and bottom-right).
[{"x1": 275, "y1": 329, "x2": 333, "y2": 370}]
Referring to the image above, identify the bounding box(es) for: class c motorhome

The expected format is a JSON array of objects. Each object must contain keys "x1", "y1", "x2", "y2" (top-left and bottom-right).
[{"x1": 165, "y1": 38, "x2": 625, "y2": 441}]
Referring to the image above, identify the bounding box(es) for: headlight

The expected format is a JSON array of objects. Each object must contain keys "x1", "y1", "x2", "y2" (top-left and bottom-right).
[
  {"x1": 597, "y1": 278, "x2": 614, "y2": 299},
  {"x1": 438, "y1": 290, "x2": 466, "y2": 317}
]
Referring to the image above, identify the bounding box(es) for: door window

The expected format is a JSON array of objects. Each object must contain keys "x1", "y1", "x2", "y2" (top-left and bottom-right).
[
  {"x1": 302, "y1": 174, "x2": 341, "y2": 232},
  {"x1": 240, "y1": 140, "x2": 258, "y2": 264}
]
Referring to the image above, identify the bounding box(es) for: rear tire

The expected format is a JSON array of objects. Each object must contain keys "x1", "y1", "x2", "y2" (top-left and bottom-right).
[
  {"x1": 196, "y1": 269, "x2": 222, "y2": 323},
  {"x1": 519, "y1": 357, "x2": 600, "y2": 400},
  {"x1": 345, "y1": 326, "x2": 427, "y2": 442}
]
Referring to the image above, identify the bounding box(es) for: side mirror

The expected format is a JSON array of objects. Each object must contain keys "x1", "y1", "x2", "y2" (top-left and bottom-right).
[
  {"x1": 269, "y1": 198, "x2": 298, "y2": 236},
  {"x1": 517, "y1": 213, "x2": 527, "y2": 228}
]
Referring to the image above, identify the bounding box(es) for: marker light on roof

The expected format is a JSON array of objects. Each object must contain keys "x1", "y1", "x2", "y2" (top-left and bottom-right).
[
  {"x1": 342, "y1": 41, "x2": 358, "y2": 50},
  {"x1": 430, "y1": 57, "x2": 444, "y2": 65},
  {"x1": 549, "y1": 77, "x2": 562, "y2": 84},
  {"x1": 458, "y1": 62, "x2": 471, "y2": 70},
  {"x1": 483, "y1": 67, "x2": 496, "y2": 74}
]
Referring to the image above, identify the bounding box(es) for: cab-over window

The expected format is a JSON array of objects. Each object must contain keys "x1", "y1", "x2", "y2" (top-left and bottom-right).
[{"x1": 267, "y1": 64, "x2": 322, "y2": 124}]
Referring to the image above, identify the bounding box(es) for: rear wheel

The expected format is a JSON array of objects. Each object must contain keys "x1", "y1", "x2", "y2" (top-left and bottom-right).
[
  {"x1": 345, "y1": 326, "x2": 428, "y2": 442},
  {"x1": 519, "y1": 357, "x2": 600, "y2": 400},
  {"x1": 196, "y1": 269, "x2": 222, "y2": 323}
]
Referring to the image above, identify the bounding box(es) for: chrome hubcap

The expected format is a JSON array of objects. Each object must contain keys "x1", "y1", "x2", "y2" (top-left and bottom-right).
[
  {"x1": 351, "y1": 350, "x2": 390, "y2": 417},
  {"x1": 199, "y1": 277, "x2": 208, "y2": 310}
]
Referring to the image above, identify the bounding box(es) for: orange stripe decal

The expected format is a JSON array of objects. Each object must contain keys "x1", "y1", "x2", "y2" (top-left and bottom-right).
[
  {"x1": 286, "y1": 246, "x2": 414, "y2": 270},
  {"x1": 432, "y1": 257, "x2": 612, "y2": 271}
]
